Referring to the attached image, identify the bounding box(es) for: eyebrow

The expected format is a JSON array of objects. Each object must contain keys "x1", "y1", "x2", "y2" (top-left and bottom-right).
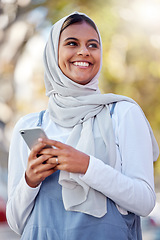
[{"x1": 64, "y1": 37, "x2": 100, "y2": 45}]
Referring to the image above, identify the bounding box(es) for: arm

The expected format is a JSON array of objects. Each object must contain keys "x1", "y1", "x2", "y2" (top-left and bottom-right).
[
  {"x1": 80, "y1": 103, "x2": 156, "y2": 216},
  {"x1": 6, "y1": 174, "x2": 41, "y2": 235},
  {"x1": 6, "y1": 118, "x2": 59, "y2": 235},
  {"x1": 6, "y1": 118, "x2": 40, "y2": 235}
]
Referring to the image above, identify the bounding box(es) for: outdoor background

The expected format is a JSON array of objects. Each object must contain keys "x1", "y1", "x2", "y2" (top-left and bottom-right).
[{"x1": 0, "y1": 0, "x2": 160, "y2": 239}]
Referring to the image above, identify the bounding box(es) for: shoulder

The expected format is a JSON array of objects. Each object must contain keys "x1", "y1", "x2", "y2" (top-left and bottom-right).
[
  {"x1": 110, "y1": 100, "x2": 141, "y2": 120},
  {"x1": 109, "y1": 99, "x2": 148, "y2": 135},
  {"x1": 104, "y1": 93, "x2": 141, "y2": 119}
]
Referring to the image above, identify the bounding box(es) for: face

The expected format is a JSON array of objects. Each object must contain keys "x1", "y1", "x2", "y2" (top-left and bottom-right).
[{"x1": 58, "y1": 21, "x2": 101, "y2": 85}]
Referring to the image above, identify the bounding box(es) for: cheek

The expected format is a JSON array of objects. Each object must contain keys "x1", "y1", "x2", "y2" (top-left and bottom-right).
[
  {"x1": 58, "y1": 53, "x2": 66, "y2": 72},
  {"x1": 58, "y1": 49, "x2": 71, "y2": 68},
  {"x1": 94, "y1": 49, "x2": 101, "y2": 63},
  {"x1": 58, "y1": 45, "x2": 66, "y2": 68},
  {"x1": 95, "y1": 54, "x2": 101, "y2": 70}
]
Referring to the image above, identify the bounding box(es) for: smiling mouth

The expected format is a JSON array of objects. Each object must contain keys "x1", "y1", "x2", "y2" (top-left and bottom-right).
[{"x1": 72, "y1": 61, "x2": 90, "y2": 67}]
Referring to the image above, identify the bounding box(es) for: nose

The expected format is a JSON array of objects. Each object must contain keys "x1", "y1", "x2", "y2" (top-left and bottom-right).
[{"x1": 77, "y1": 45, "x2": 90, "y2": 56}]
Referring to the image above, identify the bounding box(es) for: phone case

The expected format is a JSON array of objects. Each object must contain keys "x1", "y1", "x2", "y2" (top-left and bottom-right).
[{"x1": 19, "y1": 128, "x2": 48, "y2": 150}]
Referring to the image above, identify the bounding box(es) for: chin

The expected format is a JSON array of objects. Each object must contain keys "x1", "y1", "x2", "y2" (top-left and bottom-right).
[
  {"x1": 75, "y1": 80, "x2": 91, "y2": 85},
  {"x1": 71, "y1": 77, "x2": 91, "y2": 85}
]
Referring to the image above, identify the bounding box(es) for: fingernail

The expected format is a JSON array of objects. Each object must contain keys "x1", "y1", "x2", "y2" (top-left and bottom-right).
[{"x1": 38, "y1": 138, "x2": 43, "y2": 142}]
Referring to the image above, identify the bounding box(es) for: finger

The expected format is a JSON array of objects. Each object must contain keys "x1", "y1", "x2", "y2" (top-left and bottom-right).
[
  {"x1": 40, "y1": 162, "x2": 57, "y2": 172},
  {"x1": 30, "y1": 160, "x2": 58, "y2": 177},
  {"x1": 39, "y1": 147, "x2": 60, "y2": 157},
  {"x1": 38, "y1": 138, "x2": 69, "y2": 150},
  {"x1": 28, "y1": 166, "x2": 57, "y2": 187},
  {"x1": 29, "y1": 154, "x2": 52, "y2": 168},
  {"x1": 46, "y1": 157, "x2": 60, "y2": 165},
  {"x1": 29, "y1": 142, "x2": 47, "y2": 159}
]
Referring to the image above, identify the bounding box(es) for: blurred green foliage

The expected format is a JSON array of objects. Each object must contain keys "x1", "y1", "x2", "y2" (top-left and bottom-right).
[{"x1": 40, "y1": 0, "x2": 160, "y2": 172}]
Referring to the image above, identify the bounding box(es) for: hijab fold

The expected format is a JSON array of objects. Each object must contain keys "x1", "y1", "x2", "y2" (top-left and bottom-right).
[{"x1": 44, "y1": 12, "x2": 159, "y2": 217}]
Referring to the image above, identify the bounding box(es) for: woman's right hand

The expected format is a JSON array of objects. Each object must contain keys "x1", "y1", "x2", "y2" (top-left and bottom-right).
[{"x1": 25, "y1": 142, "x2": 57, "y2": 188}]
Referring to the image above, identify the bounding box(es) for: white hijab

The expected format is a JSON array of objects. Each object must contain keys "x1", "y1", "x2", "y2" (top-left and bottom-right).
[{"x1": 43, "y1": 12, "x2": 159, "y2": 217}]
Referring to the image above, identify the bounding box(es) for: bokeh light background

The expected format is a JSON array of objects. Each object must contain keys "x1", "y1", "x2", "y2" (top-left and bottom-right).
[{"x1": 0, "y1": 0, "x2": 160, "y2": 239}]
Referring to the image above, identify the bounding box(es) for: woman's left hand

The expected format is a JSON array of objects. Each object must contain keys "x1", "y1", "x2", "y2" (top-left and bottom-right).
[{"x1": 38, "y1": 138, "x2": 90, "y2": 174}]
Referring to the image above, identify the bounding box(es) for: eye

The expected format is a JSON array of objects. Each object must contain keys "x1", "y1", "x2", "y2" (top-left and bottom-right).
[
  {"x1": 66, "y1": 41, "x2": 78, "y2": 46},
  {"x1": 88, "y1": 43, "x2": 99, "y2": 49}
]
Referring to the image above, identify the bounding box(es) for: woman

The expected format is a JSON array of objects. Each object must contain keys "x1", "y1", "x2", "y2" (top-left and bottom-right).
[{"x1": 6, "y1": 12, "x2": 159, "y2": 239}]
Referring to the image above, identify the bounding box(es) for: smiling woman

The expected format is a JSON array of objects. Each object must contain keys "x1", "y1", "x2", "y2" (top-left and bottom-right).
[
  {"x1": 6, "y1": 11, "x2": 159, "y2": 240},
  {"x1": 58, "y1": 21, "x2": 101, "y2": 85}
]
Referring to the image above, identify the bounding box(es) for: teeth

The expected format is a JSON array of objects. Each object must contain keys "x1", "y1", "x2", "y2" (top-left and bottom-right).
[{"x1": 73, "y1": 62, "x2": 89, "y2": 67}]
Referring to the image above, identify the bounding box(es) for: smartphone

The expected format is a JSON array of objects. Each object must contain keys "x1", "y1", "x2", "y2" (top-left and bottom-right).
[{"x1": 19, "y1": 127, "x2": 51, "y2": 150}]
